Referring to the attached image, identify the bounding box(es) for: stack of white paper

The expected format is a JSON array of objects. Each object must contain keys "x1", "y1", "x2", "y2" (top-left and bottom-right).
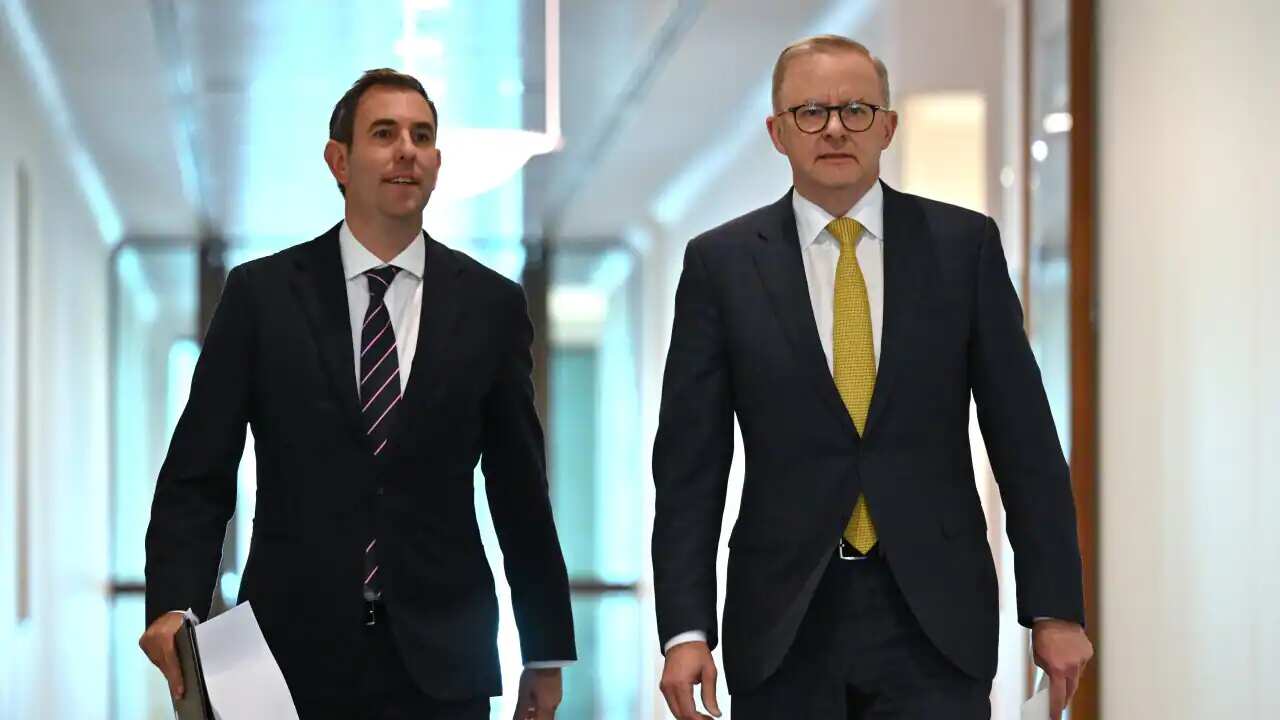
[
  {"x1": 1021, "y1": 674, "x2": 1051, "y2": 720},
  {"x1": 194, "y1": 602, "x2": 300, "y2": 720}
]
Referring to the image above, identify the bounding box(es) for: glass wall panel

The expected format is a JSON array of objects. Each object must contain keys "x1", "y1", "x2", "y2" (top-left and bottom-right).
[
  {"x1": 546, "y1": 241, "x2": 646, "y2": 717},
  {"x1": 109, "y1": 243, "x2": 200, "y2": 719},
  {"x1": 561, "y1": 594, "x2": 644, "y2": 720},
  {"x1": 1028, "y1": 0, "x2": 1073, "y2": 455}
]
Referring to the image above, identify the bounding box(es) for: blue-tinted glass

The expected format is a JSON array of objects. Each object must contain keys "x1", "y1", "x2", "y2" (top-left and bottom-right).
[
  {"x1": 110, "y1": 594, "x2": 172, "y2": 720},
  {"x1": 560, "y1": 594, "x2": 643, "y2": 720},
  {"x1": 545, "y1": 245, "x2": 647, "y2": 717},
  {"x1": 550, "y1": 348, "x2": 599, "y2": 579},
  {"x1": 548, "y1": 247, "x2": 644, "y2": 585},
  {"x1": 111, "y1": 246, "x2": 199, "y2": 582},
  {"x1": 1029, "y1": 0, "x2": 1072, "y2": 457}
]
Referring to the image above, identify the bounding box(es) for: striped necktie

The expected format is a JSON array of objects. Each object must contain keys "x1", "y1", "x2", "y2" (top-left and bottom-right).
[{"x1": 359, "y1": 265, "x2": 401, "y2": 598}]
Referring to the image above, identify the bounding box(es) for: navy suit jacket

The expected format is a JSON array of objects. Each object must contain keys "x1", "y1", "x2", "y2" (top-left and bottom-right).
[
  {"x1": 145, "y1": 224, "x2": 576, "y2": 707},
  {"x1": 652, "y1": 183, "x2": 1084, "y2": 693}
]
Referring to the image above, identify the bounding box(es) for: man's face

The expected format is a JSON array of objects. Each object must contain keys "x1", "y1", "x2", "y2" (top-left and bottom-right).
[
  {"x1": 326, "y1": 85, "x2": 441, "y2": 222},
  {"x1": 766, "y1": 50, "x2": 897, "y2": 200}
]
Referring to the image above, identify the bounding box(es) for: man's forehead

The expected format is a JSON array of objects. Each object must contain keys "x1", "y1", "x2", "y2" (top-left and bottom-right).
[
  {"x1": 781, "y1": 53, "x2": 882, "y2": 103},
  {"x1": 355, "y1": 86, "x2": 435, "y2": 124}
]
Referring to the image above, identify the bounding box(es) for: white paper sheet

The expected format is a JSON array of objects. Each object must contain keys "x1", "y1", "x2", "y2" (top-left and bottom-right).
[
  {"x1": 194, "y1": 602, "x2": 300, "y2": 720},
  {"x1": 1021, "y1": 673, "x2": 1051, "y2": 720}
]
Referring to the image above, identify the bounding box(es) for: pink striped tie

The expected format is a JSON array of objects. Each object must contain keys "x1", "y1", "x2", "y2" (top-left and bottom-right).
[{"x1": 359, "y1": 265, "x2": 401, "y2": 599}]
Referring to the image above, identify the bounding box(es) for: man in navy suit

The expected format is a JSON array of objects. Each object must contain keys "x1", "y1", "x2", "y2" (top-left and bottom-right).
[
  {"x1": 653, "y1": 36, "x2": 1092, "y2": 719},
  {"x1": 140, "y1": 69, "x2": 575, "y2": 719}
]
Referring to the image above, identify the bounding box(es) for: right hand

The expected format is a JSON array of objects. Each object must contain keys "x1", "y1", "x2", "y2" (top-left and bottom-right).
[
  {"x1": 659, "y1": 641, "x2": 722, "y2": 719},
  {"x1": 138, "y1": 612, "x2": 187, "y2": 699}
]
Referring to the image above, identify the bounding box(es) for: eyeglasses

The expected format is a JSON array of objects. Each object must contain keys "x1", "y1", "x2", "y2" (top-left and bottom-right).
[{"x1": 777, "y1": 101, "x2": 889, "y2": 134}]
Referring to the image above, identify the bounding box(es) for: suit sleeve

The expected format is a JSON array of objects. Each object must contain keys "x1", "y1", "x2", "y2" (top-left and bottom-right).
[
  {"x1": 144, "y1": 265, "x2": 253, "y2": 626},
  {"x1": 968, "y1": 217, "x2": 1086, "y2": 628},
  {"x1": 651, "y1": 239, "x2": 734, "y2": 652},
  {"x1": 481, "y1": 283, "x2": 577, "y2": 664}
]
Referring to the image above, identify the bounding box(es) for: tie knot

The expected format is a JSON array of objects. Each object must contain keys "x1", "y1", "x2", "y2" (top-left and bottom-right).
[
  {"x1": 826, "y1": 217, "x2": 864, "y2": 251},
  {"x1": 364, "y1": 265, "x2": 401, "y2": 301}
]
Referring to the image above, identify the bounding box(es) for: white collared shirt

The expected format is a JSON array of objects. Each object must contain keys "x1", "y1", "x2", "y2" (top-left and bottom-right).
[
  {"x1": 338, "y1": 222, "x2": 426, "y2": 392},
  {"x1": 792, "y1": 181, "x2": 886, "y2": 369}
]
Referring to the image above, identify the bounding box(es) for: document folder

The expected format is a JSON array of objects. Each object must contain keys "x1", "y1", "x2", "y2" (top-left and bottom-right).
[{"x1": 171, "y1": 611, "x2": 213, "y2": 720}]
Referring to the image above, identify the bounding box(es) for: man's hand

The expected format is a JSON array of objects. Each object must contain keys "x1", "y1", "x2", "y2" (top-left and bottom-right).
[
  {"x1": 1032, "y1": 619, "x2": 1093, "y2": 718},
  {"x1": 513, "y1": 667, "x2": 562, "y2": 720},
  {"x1": 138, "y1": 612, "x2": 187, "y2": 699},
  {"x1": 659, "y1": 641, "x2": 721, "y2": 720}
]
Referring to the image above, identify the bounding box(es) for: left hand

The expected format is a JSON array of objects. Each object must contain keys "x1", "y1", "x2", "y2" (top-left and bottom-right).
[
  {"x1": 513, "y1": 667, "x2": 562, "y2": 720},
  {"x1": 1032, "y1": 619, "x2": 1093, "y2": 718}
]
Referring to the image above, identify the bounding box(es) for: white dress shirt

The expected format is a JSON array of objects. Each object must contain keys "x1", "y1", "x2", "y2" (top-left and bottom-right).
[
  {"x1": 793, "y1": 182, "x2": 886, "y2": 370},
  {"x1": 663, "y1": 184, "x2": 887, "y2": 654},
  {"x1": 339, "y1": 222, "x2": 425, "y2": 388}
]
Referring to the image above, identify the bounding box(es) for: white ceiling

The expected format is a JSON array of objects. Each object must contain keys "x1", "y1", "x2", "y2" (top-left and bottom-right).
[
  {"x1": 8, "y1": 0, "x2": 869, "y2": 249},
  {"x1": 540, "y1": 0, "x2": 852, "y2": 240}
]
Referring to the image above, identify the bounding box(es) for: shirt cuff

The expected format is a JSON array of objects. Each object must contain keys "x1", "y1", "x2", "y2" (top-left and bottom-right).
[
  {"x1": 1031, "y1": 617, "x2": 1080, "y2": 626},
  {"x1": 663, "y1": 630, "x2": 708, "y2": 654},
  {"x1": 524, "y1": 660, "x2": 574, "y2": 669}
]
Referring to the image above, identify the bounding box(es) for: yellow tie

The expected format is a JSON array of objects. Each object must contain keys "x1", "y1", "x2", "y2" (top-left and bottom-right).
[{"x1": 828, "y1": 217, "x2": 878, "y2": 553}]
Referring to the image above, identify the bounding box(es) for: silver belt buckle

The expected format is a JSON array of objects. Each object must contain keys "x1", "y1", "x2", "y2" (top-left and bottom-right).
[{"x1": 838, "y1": 539, "x2": 870, "y2": 561}]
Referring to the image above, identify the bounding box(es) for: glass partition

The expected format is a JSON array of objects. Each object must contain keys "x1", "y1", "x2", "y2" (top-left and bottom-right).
[
  {"x1": 547, "y1": 241, "x2": 646, "y2": 719},
  {"x1": 108, "y1": 242, "x2": 201, "y2": 719},
  {"x1": 1028, "y1": 0, "x2": 1073, "y2": 455}
]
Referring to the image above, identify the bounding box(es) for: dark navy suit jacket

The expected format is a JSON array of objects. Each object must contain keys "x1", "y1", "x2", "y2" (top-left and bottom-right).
[{"x1": 652, "y1": 183, "x2": 1083, "y2": 693}]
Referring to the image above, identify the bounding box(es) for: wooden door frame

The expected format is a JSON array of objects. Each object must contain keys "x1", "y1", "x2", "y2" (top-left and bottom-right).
[{"x1": 1067, "y1": 0, "x2": 1099, "y2": 715}]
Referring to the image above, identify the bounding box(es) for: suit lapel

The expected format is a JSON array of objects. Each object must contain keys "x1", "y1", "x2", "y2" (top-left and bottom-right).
[
  {"x1": 865, "y1": 182, "x2": 930, "y2": 435},
  {"x1": 289, "y1": 224, "x2": 366, "y2": 442},
  {"x1": 750, "y1": 191, "x2": 859, "y2": 436},
  {"x1": 381, "y1": 233, "x2": 464, "y2": 460}
]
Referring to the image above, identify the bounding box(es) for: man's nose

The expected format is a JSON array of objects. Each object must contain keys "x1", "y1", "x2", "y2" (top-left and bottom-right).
[
  {"x1": 822, "y1": 110, "x2": 848, "y2": 141},
  {"x1": 394, "y1": 130, "x2": 414, "y2": 160}
]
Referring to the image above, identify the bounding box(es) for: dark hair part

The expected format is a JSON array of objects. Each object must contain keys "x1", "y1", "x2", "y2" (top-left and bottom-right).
[{"x1": 328, "y1": 68, "x2": 438, "y2": 195}]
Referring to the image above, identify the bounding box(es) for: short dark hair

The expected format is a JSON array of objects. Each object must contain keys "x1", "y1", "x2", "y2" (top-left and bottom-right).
[{"x1": 328, "y1": 69, "x2": 438, "y2": 194}]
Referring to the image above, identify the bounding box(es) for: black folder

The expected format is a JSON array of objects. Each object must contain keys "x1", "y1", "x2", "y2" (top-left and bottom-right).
[{"x1": 171, "y1": 613, "x2": 214, "y2": 720}]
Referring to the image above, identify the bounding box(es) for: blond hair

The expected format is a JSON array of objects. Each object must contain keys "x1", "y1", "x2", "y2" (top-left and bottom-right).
[{"x1": 771, "y1": 35, "x2": 891, "y2": 111}]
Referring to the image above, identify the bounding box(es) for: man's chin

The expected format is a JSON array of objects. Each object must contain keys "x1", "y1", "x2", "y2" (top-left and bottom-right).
[
  {"x1": 813, "y1": 174, "x2": 867, "y2": 192},
  {"x1": 377, "y1": 200, "x2": 429, "y2": 220}
]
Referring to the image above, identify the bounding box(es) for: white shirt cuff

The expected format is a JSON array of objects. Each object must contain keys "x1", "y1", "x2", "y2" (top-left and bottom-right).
[
  {"x1": 663, "y1": 630, "x2": 708, "y2": 654},
  {"x1": 524, "y1": 660, "x2": 573, "y2": 669}
]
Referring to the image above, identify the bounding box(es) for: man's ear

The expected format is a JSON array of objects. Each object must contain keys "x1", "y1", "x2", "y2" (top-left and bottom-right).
[
  {"x1": 766, "y1": 115, "x2": 787, "y2": 155},
  {"x1": 880, "y1": 111, "x2": 899, "y2": 150},
  {"x1": 324, "y1": 139, "x2": 349, "y2": 188}
]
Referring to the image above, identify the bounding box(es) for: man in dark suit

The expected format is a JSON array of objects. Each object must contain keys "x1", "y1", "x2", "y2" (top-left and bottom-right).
[
  {"x1": 139, "y1": 69, "x2": 575, "y2": 720},
  {"x1": 653, "y1": 36, "x2": 1092, "y2": 719}
]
